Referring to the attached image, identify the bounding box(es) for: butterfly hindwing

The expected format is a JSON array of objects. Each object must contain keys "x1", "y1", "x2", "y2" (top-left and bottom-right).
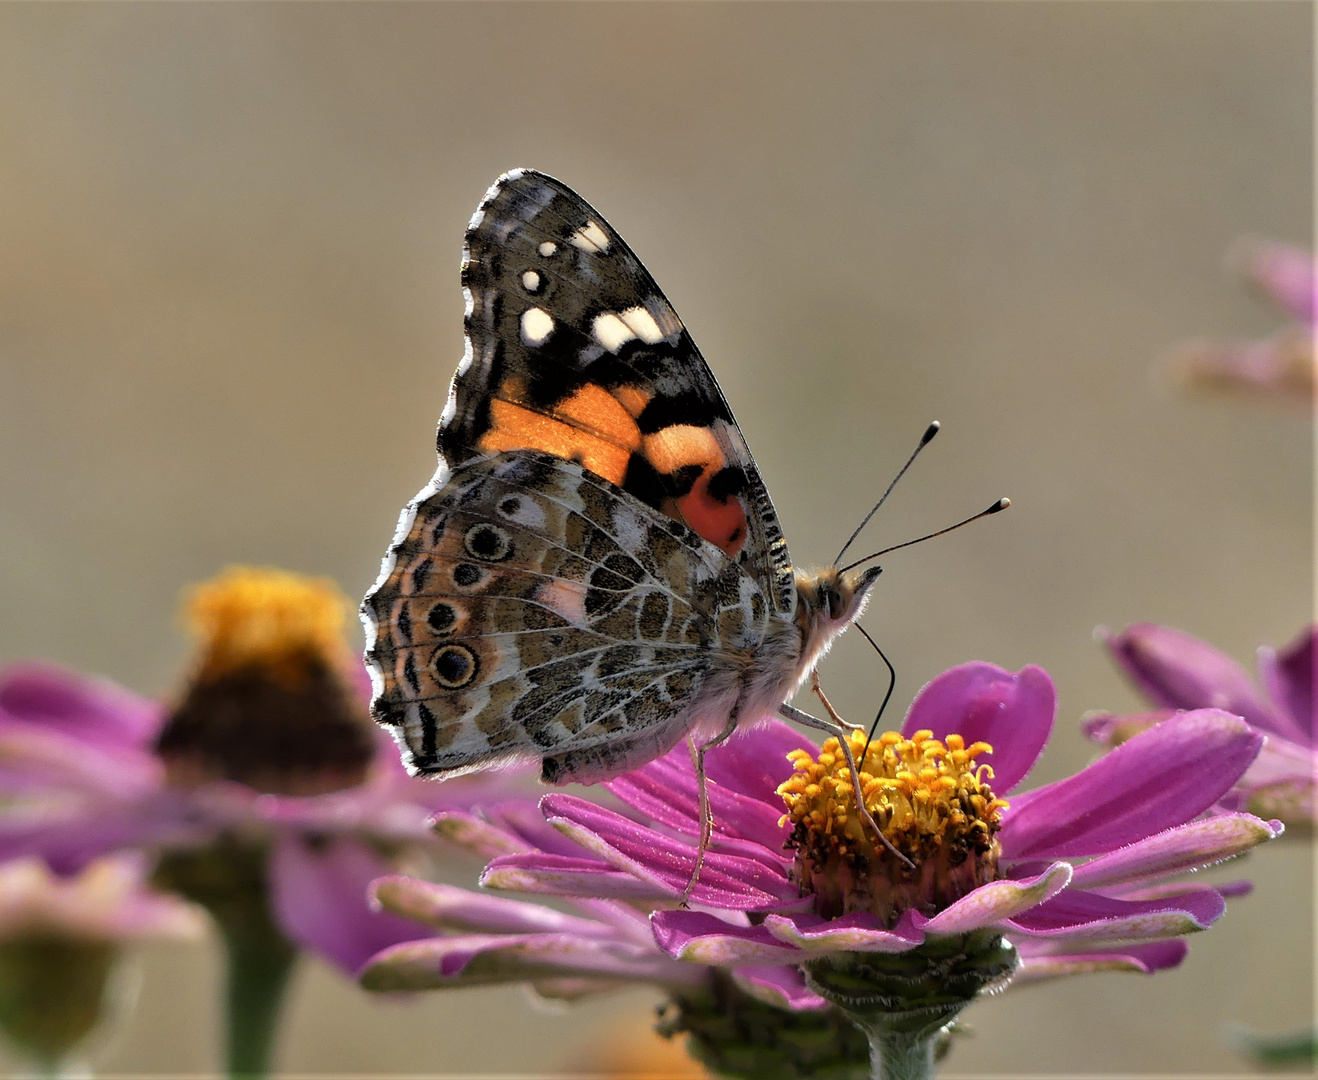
[
  {"x1": 364, "y1": 450, "x2": 767, "y2": 782},
  {"x1": 447, "y1": 169, "x2": 794, "y2": 613}
]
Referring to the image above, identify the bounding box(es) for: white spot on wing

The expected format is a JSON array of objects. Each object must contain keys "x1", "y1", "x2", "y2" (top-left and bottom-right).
[
  {"x1": 646, "y1": 296, "x2": 684, "y2": 337},
  {"x1": 620, "y1": 306, "x2": 664, "y2": 344},
  {"x1": 611, "y1": 503, "x2": 647, "y2": 552},
  {"x1": 521, "y1": 270, "x2": 541, "y2": 292},
  {"x1": 592, "y1": 312, "x2": 636, "y2": 352},
  {"x1": 521, "y1": 307, "x2": 554, "y2": 345},
  {"x1": 538, "y1": 241, "x2": 558, "y2": 257},
  {"x1": 570, "y1": 221, "x2": 610, "y2": 253},
  {"x1": 496, "y1": 494, "x2": 547, "y2": 530}
]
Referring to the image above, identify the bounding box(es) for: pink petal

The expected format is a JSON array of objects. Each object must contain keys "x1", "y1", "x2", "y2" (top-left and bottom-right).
[
  {"x1": 1258, "y1": 626, "x2": 1316, "y2": 745},
  {"x1": 431, "y1": 800, "x2": 582, "y2": 859},
  {"x1": 651, "y1": 910, "x2": 811, "y2": 965},
  {"x1": 607, "y1": 754, "x2": 790, "y2": 852},
  {"x1": 269, "y1": 834, "x2": 429, "y2": 975},
  {"x1": 361, "y1": 932, "x2": 694, "y2": 992},
  {"x1": 431, "y1": 807, "x2": 536, "y2": 858},
  {"x1": 918, "y1": 863, "x2": 1073, "y2": 934},
  {"x1": 1236, "y1": 239, "x2": 1316, "y2": 325},
  {"x1": 1013, "y1": 939, "x2": 1189, "y2": 984},
  {"x1": 1242, "y1": 778, "x2": 1314, "y2": 824},
  {"x1": 732, "y1": 965, "x2": 829, "y2": 1010},
  {"x1": 0, "y1": 663, "x2": 165, "y2": 751},
  {"x1": 1068, "y1": 814, "x2": 1282, "y2": 890},
  {"x1": 0, "y1": 789, "x2": 216, "y2": 875},
  {"x1": 1004, "y1": 886, "x2": 1225, "y2": 942},
  {"x1": 1001, "y1": 710, "x2": 1262, "y2": 859},
  {"x1": 541, "y1": 794, "x2": 799, "y2": 910},
  {"x1": 901, "y1": 664, "x2": 1055, "y2": 794},
  {"x1": 481, "y1": 852, "x2": 669, "y2": 900},
  {"x1": 0, "y1": 724, "x2": 162, "y2": 801},
  {"x1": 370, "y1": 876, "x2": 617, "y2": 938},
  {"x1": 1103, "y1": 624, "x2": 1282, "y2": 734},
  {"x1": 761, "y1": 910, "x2": 925, "y2": 954},
  {"x1": 1080, "y1": 710, "x2": 1172, "y2": 748},
  {"x1": 703, "y1": 719, "x2": 817, "y2": 801}
]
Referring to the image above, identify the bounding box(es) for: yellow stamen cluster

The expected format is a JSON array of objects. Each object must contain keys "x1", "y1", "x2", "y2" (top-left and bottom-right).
[
  {"x1": 777, "y1": 730, "x2": 1009, "y2": 922},
  {"x1": 185, "y1": 566, "x2": 352, "y2": 686}
]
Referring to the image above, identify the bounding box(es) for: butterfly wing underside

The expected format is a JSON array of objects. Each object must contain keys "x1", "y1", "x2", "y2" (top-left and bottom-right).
[{"x1": 363, "y1": 169, "x2": 791, "y2": 782}]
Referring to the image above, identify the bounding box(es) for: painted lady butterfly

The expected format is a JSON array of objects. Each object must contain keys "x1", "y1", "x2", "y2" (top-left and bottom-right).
[{"x1": 362, "y1": 169, "x2": 901, "y2": 876}]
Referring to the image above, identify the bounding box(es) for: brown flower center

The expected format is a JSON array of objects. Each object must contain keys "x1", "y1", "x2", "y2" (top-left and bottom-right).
[
  {"x1": 154, "y1": 567, "x2": 376, "y2": 796},
  {"x1": 777, "y1": 729, "x2": 1009, "y2": 923}
]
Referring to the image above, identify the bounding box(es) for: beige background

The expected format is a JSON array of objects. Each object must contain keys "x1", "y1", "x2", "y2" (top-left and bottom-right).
[{"x1": 0, "y1": 3, "x2": 1312, "y2": 1076}]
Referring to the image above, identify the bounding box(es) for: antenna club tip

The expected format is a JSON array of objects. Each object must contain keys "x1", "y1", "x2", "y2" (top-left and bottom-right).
[
  {"x1": 994, "y1": 497, "x2": 1011, "y2": 511},
  {"x1": 921, "y1": 421, "x2": 941, "y2": 444}
]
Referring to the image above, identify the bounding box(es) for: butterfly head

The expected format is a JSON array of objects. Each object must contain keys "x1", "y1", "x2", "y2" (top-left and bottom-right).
[{"x1": 793, "y1": 564, "x2": 883, "y2": 664}]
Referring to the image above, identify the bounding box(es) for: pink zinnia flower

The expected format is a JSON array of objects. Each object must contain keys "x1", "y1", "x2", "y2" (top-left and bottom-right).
[
  {"x1": 486, "y1": 664, "x2": 1275, "y2": 977},
  {"x1": 1094, "y1": 622, "x2": 1315, "y2": 829},
  {"x1": 365, "y1": 662, "x2": 1280, "y2": 1077}
]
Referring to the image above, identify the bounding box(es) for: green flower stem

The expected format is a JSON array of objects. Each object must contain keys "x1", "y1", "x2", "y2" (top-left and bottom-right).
[
  {"x1": 219, "y1": 913, "x2": 297, "y2": 1079},
  {"x1": 154, "y1": 840, "x2": 297, "y2": 1079},
  {"x1": 854, "y1": 1017, "x2": 936, "y2": 1080}
]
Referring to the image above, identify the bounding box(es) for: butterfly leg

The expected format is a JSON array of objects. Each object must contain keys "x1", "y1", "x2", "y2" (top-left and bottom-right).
[
  {"x1": 812, "y1": 671, "x2": 866, "y2": 734},
  {"x1": 681, "y1": 707, "x2": 742, "y2": 907},
  {"x1": 778, "y1": 702, "x2": 914, "y2": 869}
]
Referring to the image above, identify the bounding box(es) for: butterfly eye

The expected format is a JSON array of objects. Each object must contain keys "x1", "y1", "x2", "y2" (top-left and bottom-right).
[
  {"x1": 823, "y1": 587, "x2": 844, "y2": 619},
  {"x1": 432, "y1": 645, "x2": 479, "y2": 689}
]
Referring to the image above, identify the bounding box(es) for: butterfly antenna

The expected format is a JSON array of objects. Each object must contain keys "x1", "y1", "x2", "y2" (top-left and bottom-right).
[
  {"x1": 834, "y1": 421, "x2": 941, "y2": 567},
  {"x1": 839, "y1": 498, "x2": 1011, "y2": 575},
  {"x1": 855, "y1": 623, "x2": 896, "y2": 762}
]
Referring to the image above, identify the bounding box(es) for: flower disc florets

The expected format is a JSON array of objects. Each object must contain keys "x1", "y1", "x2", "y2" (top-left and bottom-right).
[
  {"x1": 778, "y1": 729, "x2": 1009, "y2": 922},
  {"x1": 155, "y1": 566, "x2": 376, "y2": 795}
]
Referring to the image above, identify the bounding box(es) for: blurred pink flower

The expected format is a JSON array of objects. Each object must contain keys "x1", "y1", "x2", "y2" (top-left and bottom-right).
[
  {"x1": 0, "y1": 854, "x2": 200, "y2": 1067},
  {"x1": 1168, "y1": 239, "x2": 1315, "y2": 406},
  {"x1": 1092, "y1": 623, "x2": 1315, "y2": 829},
  {"x1": 0, "y1": 568, "x2": 518, "y2": 974},
  {"x1": 0, "y1": 854, "x2": 201, "y2": 944}
]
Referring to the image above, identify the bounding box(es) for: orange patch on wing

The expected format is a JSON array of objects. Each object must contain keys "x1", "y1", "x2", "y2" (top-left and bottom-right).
[
  {"x1": 479, "y1": 399, "x2": 632, "y2": 484},
  {"x1": 643, "y1": 425, "x2": 748, "y2": 559},
  {"x1": 642, "y1": 425, "x2": 723, "y2": 476},
  {"x1": 554, "y1": 384, "x2": 642, "y2": 449},
  {"x1": 478, "y1": 379, "x2": 644, "y2": 485},
  {"x1": 611, "y1": 384, "x2": 652, "y2": 419}
]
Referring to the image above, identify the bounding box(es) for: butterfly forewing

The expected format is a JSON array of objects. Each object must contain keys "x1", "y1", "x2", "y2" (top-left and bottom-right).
[{"x1": 448, "y1": 169, "x2": 793, "y2": 611}]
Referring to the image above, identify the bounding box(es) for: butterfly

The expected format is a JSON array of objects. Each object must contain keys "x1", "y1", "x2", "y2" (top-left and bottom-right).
[{"x1": 361, "y1": 168, "x2": 901, "y2": 884}]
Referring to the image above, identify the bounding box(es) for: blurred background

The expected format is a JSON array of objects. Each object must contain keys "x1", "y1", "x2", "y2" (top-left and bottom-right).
[{"x1": 0, "y1": 2, "x2": 1311, "y2": 1075}]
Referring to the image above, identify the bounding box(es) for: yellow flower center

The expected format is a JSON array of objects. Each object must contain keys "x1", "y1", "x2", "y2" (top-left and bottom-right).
[
  {"x1": 185, "y1": 566, "x2": 352, "y2": 687},
  {"x1": 777, "y1": 730, "x2": 1009, "y2": 923}
]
